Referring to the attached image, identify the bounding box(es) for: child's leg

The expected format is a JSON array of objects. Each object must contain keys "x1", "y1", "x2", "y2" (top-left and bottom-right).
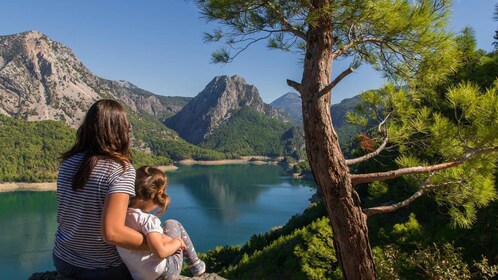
[{"x1": 163, "y1": 219, "x2": 204, "y2": 276}]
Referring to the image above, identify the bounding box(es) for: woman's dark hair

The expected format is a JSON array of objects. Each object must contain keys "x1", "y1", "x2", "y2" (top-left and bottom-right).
[
  {"x1": 61, "y1": 99, "x2": 132, "y2": 190},
  {"x1": 133, "y1": 166, "x2": 170, "y2": 215}
]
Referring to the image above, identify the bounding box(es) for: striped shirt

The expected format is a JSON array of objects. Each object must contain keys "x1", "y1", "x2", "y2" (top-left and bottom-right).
[{"x1": 53, "y1": 153, "x2": 136, "y2": 269}]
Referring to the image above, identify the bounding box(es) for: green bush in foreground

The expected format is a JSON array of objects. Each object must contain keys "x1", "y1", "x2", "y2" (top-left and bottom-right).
[
  {"x1": 195, "y1": 200, "x2": 498, "y2": 279},
  {"x1": 193, "y1": 203, "x2": 342, "y2": 279}
]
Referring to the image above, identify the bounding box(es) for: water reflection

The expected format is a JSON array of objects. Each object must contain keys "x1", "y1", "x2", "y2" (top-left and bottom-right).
[{"x1": 168, "y1": 165, "x2": 284, "y2": 221}]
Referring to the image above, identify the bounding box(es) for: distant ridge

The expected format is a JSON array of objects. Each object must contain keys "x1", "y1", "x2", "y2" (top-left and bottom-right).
[{"x1": 271, "y1": 91, "x2": 365, "y2": 149}]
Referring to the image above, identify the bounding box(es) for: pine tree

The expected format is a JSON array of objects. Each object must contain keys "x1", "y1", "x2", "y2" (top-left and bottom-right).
[{"x1": 193, "y1": 1, "x2": 498, "y2": 278}]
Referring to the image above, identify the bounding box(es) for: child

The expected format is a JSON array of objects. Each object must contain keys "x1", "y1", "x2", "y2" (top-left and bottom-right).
[{"x1": 117, "y1": 166, "x2": 205, "y2": 280}]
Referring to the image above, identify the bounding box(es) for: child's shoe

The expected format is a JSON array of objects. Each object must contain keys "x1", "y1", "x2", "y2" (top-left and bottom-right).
[{"x1": 189, "y1": 260, "x2": 206, "y2": 277}]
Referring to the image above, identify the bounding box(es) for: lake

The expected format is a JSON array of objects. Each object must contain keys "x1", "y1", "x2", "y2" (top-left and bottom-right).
[{"x1": 0, "y1": 164, "x2": 315, "y2": 279}]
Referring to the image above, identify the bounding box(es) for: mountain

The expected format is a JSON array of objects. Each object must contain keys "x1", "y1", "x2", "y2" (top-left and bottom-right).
[
  {"x1": 272, "y1": 91, "x2": 364, "y2": 151},
  {"x1": 270, "y1": 92, "x2": 302, "y2": 123},
  {"x1": 0, "y1": 30, "x2": 229, "y2": 170},
  {"x1": 166, "y1": 75, "x2": 286, "y2": 144},
  {"x1": 330, "y1": 96, "x2": 364, "y2": 150},
  {"x1": 0, "y1": 30, "x2": 188, "y2": 127}
]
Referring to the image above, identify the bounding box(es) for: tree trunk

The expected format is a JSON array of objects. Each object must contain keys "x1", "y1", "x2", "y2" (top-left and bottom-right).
[{"x1": 300, "y1": 1, "x2": 377, "y2": 278}]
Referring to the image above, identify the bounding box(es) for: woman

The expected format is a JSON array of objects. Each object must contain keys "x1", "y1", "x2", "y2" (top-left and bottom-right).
[{"x1": 53, "y1": 99, "x2": 145, "y2": 279}]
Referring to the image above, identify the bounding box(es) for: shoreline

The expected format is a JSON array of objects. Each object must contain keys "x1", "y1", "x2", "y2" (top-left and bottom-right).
[
  {"x1": 0, "y1": 182, "x2": 57, "y2": 192},
  {"x1": 0, "y1": 159, "x2": 289, "y2": 192},
  {"x1": 0, "y1": 164, "x2": 180, "y2": 192},
  {"x1": 177, "y1": 156, "x2": 283, "y2": 166}
]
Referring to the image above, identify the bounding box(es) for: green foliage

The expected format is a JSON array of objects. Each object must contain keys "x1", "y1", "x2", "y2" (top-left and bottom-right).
[
  {"x1": 200, "y1": 107, "x2": 293, "y2": 156},
  {"x1": 368, "y1": 181, "x2": 389, "y2": 198},
  {"x1": 473, "y1": 257, "x2": 498, "y2": 279},
  {"x1": 391, "y1": 213, "x2": 422, "y2": 244},
  {"x1": 293, "y1": 160, "x2": 310, "y2": 174},
  {"x1": 407, "y1": 244, "x2": 471, "y2": 279},
  {"x1": 373, "y1": 243, "x2": 473, "y2": 280},
  {"x1": 0, "y1": 115, "x2": 74, "y2": 182},
  {"x1": 361, "y1": 79, "x2": 498, "y2": 228},
  {"x1": 367, "y1": 178, "x2": 498, "y2": 275},
  {"x1": 198, "y1": 203, "x2": 338, "y2": 279},
  {"x1": 440, "y1": 28, "x2": 498, "y2": 90},
  {"x1": 363, "y1": 43, "x2": 498, "y2": 268},
  {"x1": 131, "y1": 150, "x2": 172, "y2": 167},
  {"x1": 219, "y1": 217, "x2": 339, "y2": 280}
]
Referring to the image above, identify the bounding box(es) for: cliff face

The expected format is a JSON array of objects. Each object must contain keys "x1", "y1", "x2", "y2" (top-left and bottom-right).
[
  {"x1": 166, "y1": 75, "x2": 285, "y2": 144},
  {"x1": 0, "y1": 31, "x2": 185, "y2": 127}
]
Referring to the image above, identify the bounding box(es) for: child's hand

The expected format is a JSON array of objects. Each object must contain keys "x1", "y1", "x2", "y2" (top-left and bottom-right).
[{"x1": 176, "y1": 238, "x2": 187, "y2": 251}]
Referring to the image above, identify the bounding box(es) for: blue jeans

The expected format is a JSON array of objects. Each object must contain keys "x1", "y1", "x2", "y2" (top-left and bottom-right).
[{"x1": 53, "y1": 253, "x2": 133, "y2": 280}]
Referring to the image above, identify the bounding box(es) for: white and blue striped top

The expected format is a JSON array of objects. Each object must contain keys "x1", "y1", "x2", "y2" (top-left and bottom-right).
[{"x1": 53, "y1": 153, "x2": 136, "y2": 269}]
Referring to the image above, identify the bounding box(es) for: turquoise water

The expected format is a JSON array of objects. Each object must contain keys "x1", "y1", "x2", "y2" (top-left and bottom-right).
[{"x1": 0, "y1": 164, "x2": 315, "y2": 279}]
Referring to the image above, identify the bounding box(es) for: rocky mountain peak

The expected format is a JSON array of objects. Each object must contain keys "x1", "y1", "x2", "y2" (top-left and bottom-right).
[
  {"x1": 271, "y1": 92, "x2": 300, "y2": 105},
  {"x1": 271, "y1": 92, "x2": 302, "y2": 124},
  {"x1": 166, "y1": 75, "x2": 285, "y2": 144},
  {"x1": 0, "y1": 31, "x2": 177, "y2": 127},
  {"x1": 200, "y1": 75, "x2": 266, "y2": 110}
]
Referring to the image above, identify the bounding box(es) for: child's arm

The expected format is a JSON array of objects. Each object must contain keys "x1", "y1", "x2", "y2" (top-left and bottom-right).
[
  {"x1": 146, "y1": 232, "x2": 185, "y2": 258},
  {"x1": 161, "y1": 234, "x2": 187, "y2": 250},
  {"x1": 102, "y1": 193, "x2": 148, "y2": 250}
]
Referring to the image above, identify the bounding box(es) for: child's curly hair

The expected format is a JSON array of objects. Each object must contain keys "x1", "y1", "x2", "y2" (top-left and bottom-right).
[{"x1": 133, "y1": 166, "x2": 170, "y2": 214}]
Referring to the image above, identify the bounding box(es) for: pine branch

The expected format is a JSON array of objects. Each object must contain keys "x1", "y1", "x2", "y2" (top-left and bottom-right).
[
  {"x1": 263, "y1": 1, "x2": 306, "y2": 40},
  {"x1": 318, "y1": 66, "x2": 354, "y2": 96},
  {"x1": 346, "y1": 113, "x2": 391, "y2": 165},
  {"x1": 287, "y1": 79, "x2": 302, "y2": 93},
  {"x1": 219, "y1": 33, "x2": 273, "y2": 63},
  {"x1": 332, "y1": 37, "x2": 387, "y2": 59},
  {"x1": 346, "y1": 137, "x2": 389, "y2": 166},
  {"x1": 351, "y1": 146, "x2": 498, "y2": 185},
  {"x1": 363, "y1": 180, "x2": 463, "y2": 216}
]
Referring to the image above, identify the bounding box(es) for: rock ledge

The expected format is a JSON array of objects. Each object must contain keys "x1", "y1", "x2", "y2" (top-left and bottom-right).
[{"x1": 29, "y1": 271, "x2": 226, "y2": 280}]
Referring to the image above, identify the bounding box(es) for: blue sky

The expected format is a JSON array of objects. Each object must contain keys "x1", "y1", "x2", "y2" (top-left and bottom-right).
[{"x1": 0, "y1": 0, "x2": 496, "y2": 104}]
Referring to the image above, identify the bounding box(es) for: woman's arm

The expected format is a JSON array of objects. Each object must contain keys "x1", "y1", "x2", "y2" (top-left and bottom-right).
[
  {"x1": 101, "y1": 193, "x2": 148, "y2": 250},
  {"x1": 147, "y1": 232, "x2": 185, "y2": 259}
]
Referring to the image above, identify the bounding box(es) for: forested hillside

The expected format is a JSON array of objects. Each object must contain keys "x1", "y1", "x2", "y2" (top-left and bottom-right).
[
  {"x1": 0, "y1": 115, "x2": 73, "y2": 182},
  {"x1": 0, "y1": 115, "x2": 175, "y2": 182},
  {"x1": 199, "y1": 107, "x2": 293, "y2": 156},
  {"x1": 0, "y1": 110, "x2": 232, "y2": 183}
]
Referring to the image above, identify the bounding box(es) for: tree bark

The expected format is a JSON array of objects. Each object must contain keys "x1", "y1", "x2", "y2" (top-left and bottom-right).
[{"x1": 299, "y1": 1, "x2": 377, "y2": 278}]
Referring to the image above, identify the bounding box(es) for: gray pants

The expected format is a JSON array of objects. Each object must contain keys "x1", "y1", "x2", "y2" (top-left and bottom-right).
[{"x1": 158, "y1": 219, "x2": 202, "y2": 280}]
